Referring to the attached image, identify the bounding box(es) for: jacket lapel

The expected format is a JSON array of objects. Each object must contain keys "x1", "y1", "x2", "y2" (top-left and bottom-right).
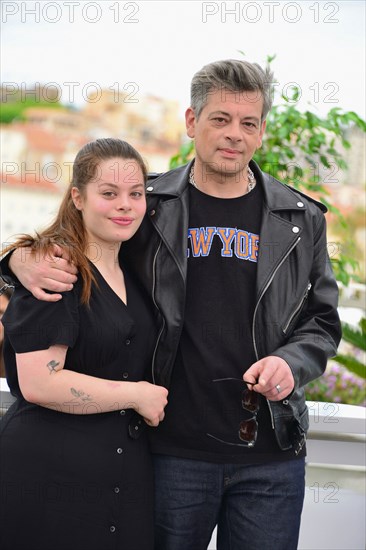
[
  {"x1": 147, "y1": 163, "x2": 192, "y2": 282},
  {"x1": 255, "y1": 171, "x2": 307, "y2": 299}
]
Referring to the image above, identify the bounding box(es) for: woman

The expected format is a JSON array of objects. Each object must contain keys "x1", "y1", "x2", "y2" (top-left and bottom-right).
[{"x1": 0, "y1": 138, "x2": 168, "y2": 550}]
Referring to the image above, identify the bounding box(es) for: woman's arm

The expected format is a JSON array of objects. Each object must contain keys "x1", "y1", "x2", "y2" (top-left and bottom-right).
[{"x1": 17, "y1": 344, "x2": 168, "y2": 426}]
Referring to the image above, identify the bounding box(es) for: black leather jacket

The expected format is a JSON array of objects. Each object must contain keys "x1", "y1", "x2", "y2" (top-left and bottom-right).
[{"x1": 123, "y1": 160, "x2": 342, "y2": 451}]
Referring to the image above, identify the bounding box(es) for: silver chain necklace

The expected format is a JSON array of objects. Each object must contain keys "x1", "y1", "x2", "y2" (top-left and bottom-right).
[{"x1": 189, "y1": 163, "x2": 256, "y2": 193}]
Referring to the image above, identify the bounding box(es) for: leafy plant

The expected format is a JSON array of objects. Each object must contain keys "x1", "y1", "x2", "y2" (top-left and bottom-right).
[
  {"x1": 333, "y1": 318, "x2": 366, "y2": 379},
  {"x1": 169, "y1": 140, "x2": 195, "y2": 170},
  {"x1": 306, "y1": 319, "x2": 366, "y2": 406}
]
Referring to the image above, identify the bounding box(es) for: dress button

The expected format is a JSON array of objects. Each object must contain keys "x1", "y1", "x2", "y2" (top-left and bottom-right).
[
  {"x1": 110, "y1": 525, "x2": 116, "y2": 533},
  {"x1": 114, "y1": 487, "x2": 120, "y2": 494},
  {"x1": 120, "y1": 410, "x2": 126, "y2": 416},
  {"x1": 292, "y1": 226, "x2": 300, "y2": 233},
  {"x1": 122, "y1": 372, "x2": 129, "y2": 379},
  {"x1": 146, "y1": 186, "x2": 154, "y2": 192},
  {"x1": 125, "y1": 339, "x2": 131, "y2": 345},
  {"x1": 297, "y1": 201, "x2": 304, "y2": 207},
  {"x1": 116, "y1": 447, "x2": 123, "y2": 454}
]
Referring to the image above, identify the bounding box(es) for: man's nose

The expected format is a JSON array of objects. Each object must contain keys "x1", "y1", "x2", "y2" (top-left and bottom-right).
[{"x1": 224, "y1": 120, "x2": 243, "y2": 141}]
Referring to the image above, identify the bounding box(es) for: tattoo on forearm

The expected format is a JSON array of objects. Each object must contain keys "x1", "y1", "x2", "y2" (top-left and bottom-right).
[
  {"x1": 47, "y1": 360, "x2": 60, "y2": 374},
  {"x1": 70, "y1": 388, "x2": 92, "y2": 402}
]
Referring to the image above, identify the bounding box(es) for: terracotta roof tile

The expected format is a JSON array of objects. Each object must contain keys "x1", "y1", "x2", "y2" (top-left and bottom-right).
[{"x1": 1, "y1": 172, "x2": 61, "y2": 193}]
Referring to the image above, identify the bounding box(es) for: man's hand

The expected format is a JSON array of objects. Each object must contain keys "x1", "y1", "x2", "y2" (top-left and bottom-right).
[
  {"x1": 9, "y1": 244, "x2": 78, "y2": 302},
  {"x1": 244, "y1": 356, "x2": 294, "y2": 401}
]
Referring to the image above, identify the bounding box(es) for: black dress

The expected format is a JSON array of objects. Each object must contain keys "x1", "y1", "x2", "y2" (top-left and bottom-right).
[{"x1": 0, "y1": 263, "x2": 157, "y2": 550}]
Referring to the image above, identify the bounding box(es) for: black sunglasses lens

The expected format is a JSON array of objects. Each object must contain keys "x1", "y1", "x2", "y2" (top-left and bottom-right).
[
  {"x1": 239, "y1": 418, "x2": 258, "y2": 444},
  {"x1": 242, "y1": 389, "x2": 259, "y2": 412}
]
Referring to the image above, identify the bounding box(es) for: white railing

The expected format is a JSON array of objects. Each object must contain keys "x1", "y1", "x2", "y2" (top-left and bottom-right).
[
  {"x1": 299, "y1": 401, "x2": 365, "y2": 550},
  {"x1": 1, "y1": 381, "x2": 365, "y2": 549},
  {"x1": 207, "y1": 401, "x2": 366, "y2": 550}
]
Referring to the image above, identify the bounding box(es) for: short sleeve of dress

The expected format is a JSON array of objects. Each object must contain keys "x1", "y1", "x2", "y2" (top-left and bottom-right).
[{"x1": 2, "y1": 284, "x2": 79, "y2": 353}]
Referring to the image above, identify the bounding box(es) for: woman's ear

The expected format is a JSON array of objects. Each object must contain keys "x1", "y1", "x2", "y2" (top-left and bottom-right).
[{"x1": 71, "y1": 187, "x2": 83, "y2": 210}]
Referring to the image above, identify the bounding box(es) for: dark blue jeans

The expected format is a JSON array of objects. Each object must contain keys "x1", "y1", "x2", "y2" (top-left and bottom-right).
[{"x1": 153, "y1": 455, "x2": 305, "y2": 550}]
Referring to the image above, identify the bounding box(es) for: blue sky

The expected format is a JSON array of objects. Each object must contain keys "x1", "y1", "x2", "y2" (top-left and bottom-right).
[{"x1": 1, "y1": 1, "x2": 365, "y2": 118}]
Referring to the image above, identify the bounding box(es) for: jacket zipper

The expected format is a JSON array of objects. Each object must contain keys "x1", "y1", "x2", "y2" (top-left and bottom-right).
[
  {"x1": 283, "y1": 282, "x2": 312, "y2": 334},
  {"x1": 151, "y1": 240, "x2": 164, "y2": 384},
  {"x1": 252, "y1": 236, "x2": 301, "y2": 428}
]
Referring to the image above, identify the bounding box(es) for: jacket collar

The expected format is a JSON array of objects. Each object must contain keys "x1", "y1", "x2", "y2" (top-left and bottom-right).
[
  {"x1": 147, "y1": 161, "x2": 193, "y2": 198},
  {"x1": 147, "y1": 159, "x2": 327, "y2": 213}
]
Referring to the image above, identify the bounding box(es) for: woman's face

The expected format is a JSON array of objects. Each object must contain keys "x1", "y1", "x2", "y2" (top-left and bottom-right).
[{"x1": 72, "y1": 157, "x2": 147, "y2": 250}]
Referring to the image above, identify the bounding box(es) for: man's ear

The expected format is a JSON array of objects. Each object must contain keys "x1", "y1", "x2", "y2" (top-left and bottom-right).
[
  {"x1": 71, "y1": 187, "x2": 83, "y2": 211},
  {"x1": 185, "y1": 107, "x2": 196, "y2": 139}
]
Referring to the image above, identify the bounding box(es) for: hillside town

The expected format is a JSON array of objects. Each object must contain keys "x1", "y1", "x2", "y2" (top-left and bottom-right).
[{"x1": 0, "y1": 83, "x2": 185, "y2": 241}]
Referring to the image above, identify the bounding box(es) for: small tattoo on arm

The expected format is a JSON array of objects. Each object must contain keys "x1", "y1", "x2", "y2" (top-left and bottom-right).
[
  {"x1": 47, "y1": 360, "x2": 60, "y2": 374},
  {"x1": 70, "y1": 388, "x2": 92, "y2": 402}
]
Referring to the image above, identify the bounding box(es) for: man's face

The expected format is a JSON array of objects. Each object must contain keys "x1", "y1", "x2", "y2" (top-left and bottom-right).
[{"x1": 185, "y1": 88, "x2": 266, "y2": 183}]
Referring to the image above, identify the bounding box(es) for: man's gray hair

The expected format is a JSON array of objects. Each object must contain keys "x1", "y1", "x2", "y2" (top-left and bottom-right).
[{"x1": 190, "y1": 59, "x2": 274, "y2": 121}]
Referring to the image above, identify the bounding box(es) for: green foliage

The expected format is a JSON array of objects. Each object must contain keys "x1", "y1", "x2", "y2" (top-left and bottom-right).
[
  {"x1": 342, "y1": 318, "x2": 366, "y2": 351},
  {"x1": 254, "y1": 102, "x2": 365, "y2": 211},
  {"x1": 333, "y1": 318, "x2": 366, "y2": 379},
  {"x1": 169, "y1": 140, "x2": 195, "y2": 170},
  {"x1": 0, "y1": 99, "x2": 62, "y2": 124},
  {"x1": 332, "y1": 256, "x2": 362, "y2": 287},
  {"x1": 330, "y1": 208, "x2": 366, "y2": 283},
  {"x1": 306, "y1": 319, "x2": 366, "y2": 404}
]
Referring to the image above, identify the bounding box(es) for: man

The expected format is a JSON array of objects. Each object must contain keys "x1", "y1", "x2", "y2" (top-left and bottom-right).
[{"x1": 2, "y1": 60, "x2": 341, "y2": 550}]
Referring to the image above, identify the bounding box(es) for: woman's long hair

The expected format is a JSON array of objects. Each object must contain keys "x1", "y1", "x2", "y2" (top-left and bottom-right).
[{"x1": 2, "y1": 139, "x2": 148, "y2": 304}]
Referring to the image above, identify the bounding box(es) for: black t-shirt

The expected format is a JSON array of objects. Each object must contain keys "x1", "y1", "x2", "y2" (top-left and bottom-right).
[{"x1": 151, "y1": 183, "x2": 304, "y2": 463}]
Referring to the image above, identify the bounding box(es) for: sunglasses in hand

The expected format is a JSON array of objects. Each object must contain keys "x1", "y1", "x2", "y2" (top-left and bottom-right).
[{"x1": 206, "y1": 377, "x2": 260, "y2": 448}]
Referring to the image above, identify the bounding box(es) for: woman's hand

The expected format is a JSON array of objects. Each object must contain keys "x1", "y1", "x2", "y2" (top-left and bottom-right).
[{"x1": 134, "y1": 381, "x2": 169, "y2": 427}]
